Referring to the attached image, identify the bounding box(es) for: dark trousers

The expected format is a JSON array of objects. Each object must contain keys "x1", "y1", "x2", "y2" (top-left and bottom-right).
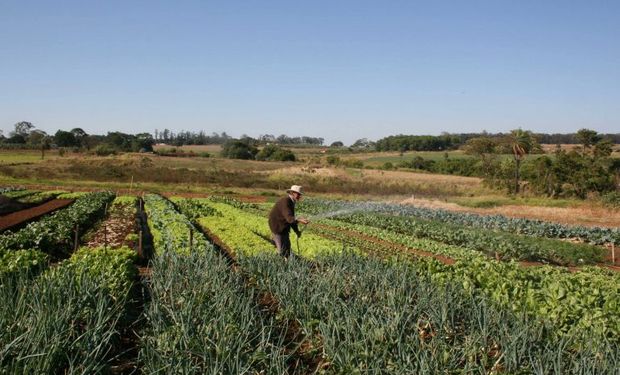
[{"x1": 272, "y1": 232, "x2": 291, "y2": 258}]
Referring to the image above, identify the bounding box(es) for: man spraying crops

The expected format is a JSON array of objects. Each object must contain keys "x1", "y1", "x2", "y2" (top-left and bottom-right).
[{"x1": 268, "y1": 185, "x2": 309, "y2": 258}]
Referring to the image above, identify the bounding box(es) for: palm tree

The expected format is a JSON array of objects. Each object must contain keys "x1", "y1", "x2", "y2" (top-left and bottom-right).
[{"x1": 508, "y1": 129, "x2": 537, "y2": 193}]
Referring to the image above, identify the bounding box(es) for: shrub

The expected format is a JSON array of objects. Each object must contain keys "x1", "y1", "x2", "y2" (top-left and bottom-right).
[
  {"x1": 601, "y1": 191, "x2": 620, "y2": 208},
  {"x1": 256, "y1": 145, "x2": 296, "y2": 161},
  {"x1": 94, "y1": 144, "x2": 117, "y2": 156},
  {"x1": 221, "y1": 140, "x2": 258, "y2": 160}
]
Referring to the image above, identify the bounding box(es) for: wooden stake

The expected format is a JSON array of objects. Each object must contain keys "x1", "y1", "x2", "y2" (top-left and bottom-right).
[
  {"x1": 189, "y1": 229, "x2": 194, "y2": 251},
  {"x1": 129, "y1": 175, "x2": 134, "y2": 193},
  {"x1": 104, "y1": 224, "x2": 108, "y2": 250},
  {"x1": 138, "y1": 230, "x2": 143, "y2": 258},
  {"x1": 612, "y1": 243, "x2": 616, "y2": 264},
  {"x1": 74, "y1": 225, "x2": 79, "y2": 252}
]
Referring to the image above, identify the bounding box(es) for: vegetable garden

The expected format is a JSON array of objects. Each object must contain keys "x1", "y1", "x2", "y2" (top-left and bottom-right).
[{"x1": 0, "y1": 189, "x2": 618, "y2": 373}]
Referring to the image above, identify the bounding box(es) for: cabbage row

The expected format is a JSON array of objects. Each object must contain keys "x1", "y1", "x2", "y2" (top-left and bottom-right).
[{"x1": 299, "y1": 198, "x2": 620, "y2": 245}]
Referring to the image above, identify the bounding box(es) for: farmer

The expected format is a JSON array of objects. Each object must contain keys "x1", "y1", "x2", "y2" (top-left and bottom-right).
[{"x1": 268, "y1": 185, "x2": 310, "y2": 258}]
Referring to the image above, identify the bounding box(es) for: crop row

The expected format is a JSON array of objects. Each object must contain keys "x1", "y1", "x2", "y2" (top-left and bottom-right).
[
  {"x1": 179, "y1": 197, "x2": 619, "y2": 343},
  {"x1": 331, "y1": 211, "x2": 604, "y2": 265},
  {"x1": 142, "y1": 194, "x2": 209, "y2": 255},
  {"x1": 140, "y1": 196, "x2": 300, "y2": 373},
  {"x1": 16, "y1": 190, "x2": 65, "y2": 204},
  {"x1": 299, "y1": 198, "x2": 620, "y2": 245},
  {"x1": 239, "y1": 252, "x2": 618, "y2": 374},
  {"x1": 0, "y1": 246, "x2": 136, "y2": 373},
  {"x1": 172, "y1": 197, "x2": 353, "y2": 257},
  {"x1": 0, "y1": 186, "x2": 23, "y2": 194},
  {"x1": 0, "y1": 191, "x2": 115, "y2": 255},
  {"x1": 217, "y1": 197, "x2": 607, "y2": 264},
  {"x1": 315, "y1": 219, "x2": 620, "y2": 342}
]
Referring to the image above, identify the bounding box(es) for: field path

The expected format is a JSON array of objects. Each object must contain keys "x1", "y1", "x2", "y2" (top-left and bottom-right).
[{"x1": 0, "y1": 199, "x2": 73, "y2": 232}]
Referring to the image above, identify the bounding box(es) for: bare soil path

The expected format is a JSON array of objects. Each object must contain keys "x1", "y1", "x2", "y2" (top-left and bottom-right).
[
  {"x1": 85, "y1": 202, "x2": 138, "y2": 249},
  {"x1": 0, "y1": 199, "x2": 73, "y2": 232}
]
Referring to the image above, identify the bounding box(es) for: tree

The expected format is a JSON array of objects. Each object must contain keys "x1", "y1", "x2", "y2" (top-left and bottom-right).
[
  {"x1": 330, "y1": 141, "x2": 344, "y2": 147},
  {"x1": 351, "y1": 138, "x2": 374, "y2": 149},
  {"x1": 462, "y1": 136, "x2": 498, "y2": 176},
  {"x1": 575, "y1": 128, "x2": 599, "y2": 155},
  {"x1": 54, "y1": 130, "x2": 78, "y2": 147},
  {"x1": 221, "y1": 140, "x2": 258, "y2": 160},
  {"x1": 27, "y1": 129, "x2": 48, "y2": 146},
  {"x1": 70, "y1": 128, "x2": 89, "y2": 149},
  {"x1": 506, "y1": 129, "x2": 538, "y2": 193},
  {"x1": 12, "y1": 121, "x2": 34, "y2": 137},
  {"x1": 593, "y1": 138, "x2": 613, "y2": 159}
]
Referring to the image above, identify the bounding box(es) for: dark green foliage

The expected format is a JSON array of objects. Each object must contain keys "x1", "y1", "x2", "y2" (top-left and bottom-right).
[
  {"x1": 54, "y1": 130, "x2": 78, "y2": 147},
  {"x1": 255, "y1": 144, "x2": 296, "y2": 161},
  {"x1": 221, "y1": 139, "x2": 258, "y2": 159},
  {"x1": 522, "y1": 148, "x2": 616, "y2": 198},
  {"x1": 397, "y1": 156, "x2": 480, "y2": 176},
  {"x1": 376, "y1": 134, "x2": 462, "y2": 151}
]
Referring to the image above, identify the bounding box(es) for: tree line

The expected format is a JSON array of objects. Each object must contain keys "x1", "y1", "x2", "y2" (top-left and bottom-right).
[
  {"x1": 153, "y1": 129, "x2": 324, "y2": 146},
  {"x1": 374, "y1": 132, "x2": 620, "y2": 152},
  {"x1": 0, "y1": 121, "x2": 154, "y2": 155}
]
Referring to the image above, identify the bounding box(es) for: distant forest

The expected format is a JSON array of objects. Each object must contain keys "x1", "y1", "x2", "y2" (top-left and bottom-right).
[
  {"x1": 374, "y1": 133, "x2": 620, "y2": 152},
  {"x1": 153, "y1": 128, "x2": 620, "y2": 151},
  {"x1": 2, "y1": 121, "x2": 619, "y2": 153}
]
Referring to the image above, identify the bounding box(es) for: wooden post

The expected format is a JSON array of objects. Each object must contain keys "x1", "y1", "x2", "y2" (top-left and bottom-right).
[
  {"x1": 189, "y1": 229, "x2": 193, "y2": 251},
  {"x1": 612, "y1": 243, "x2": 616, "y2": 265},
  {"x1": 138, "y1": 230, "x2": 143, "y2": 258},
  {"x1": 129, "y1": 175, "x2": 134, "y2": 194},
  {"x1": 74, "y1": 225, "x2": 79, "y2": 252},
  {"x1": 104, "y1": 224, "x2": 108, "y2": 251}
]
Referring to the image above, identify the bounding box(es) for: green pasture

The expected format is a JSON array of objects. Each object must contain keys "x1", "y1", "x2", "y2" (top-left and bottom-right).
[{"x1": 0, "y1": 150, "x2": 60, "y2": 164}]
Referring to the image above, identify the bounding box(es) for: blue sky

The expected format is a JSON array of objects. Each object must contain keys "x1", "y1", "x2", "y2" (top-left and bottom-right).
[{"x1": 1, "y1": 1, "x2": 618, "y2": 144}]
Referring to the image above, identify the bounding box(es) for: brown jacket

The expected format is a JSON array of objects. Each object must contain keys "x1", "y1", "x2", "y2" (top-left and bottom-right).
[{"x1": 269, "y1": 196, "x2": 300, "y2": 235}]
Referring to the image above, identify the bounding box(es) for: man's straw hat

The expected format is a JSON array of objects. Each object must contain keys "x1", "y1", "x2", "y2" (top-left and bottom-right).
[{"x1": 287, "y1": 185, "x2": 304, "y2": 195}]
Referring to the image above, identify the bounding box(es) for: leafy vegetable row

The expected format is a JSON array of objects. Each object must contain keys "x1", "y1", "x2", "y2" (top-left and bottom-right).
[
  {"x1": 299, "y1": 198, "x2": 620, "y2": 245},
  {"x1": 172, "y1": 197, "x2": 352, "y2": 257},
  {"x1": 0, "y1": 191, "x2": 115, "y2": 255},
  {"x1": 332, "y1": 211, "x2": 604, "y2": 265},
  {"x1": 142, "y1": 194, "x2": 209, "y2": 255}
]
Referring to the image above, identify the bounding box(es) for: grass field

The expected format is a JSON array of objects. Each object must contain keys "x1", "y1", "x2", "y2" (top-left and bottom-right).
[{"x1": 0, "y1": 150, "x2": 61, "y2": 164}]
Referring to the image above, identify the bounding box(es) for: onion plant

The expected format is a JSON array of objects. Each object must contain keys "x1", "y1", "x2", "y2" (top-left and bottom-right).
[{"x1": 240, "y1": 252, "x2": 619, "y2": 374}]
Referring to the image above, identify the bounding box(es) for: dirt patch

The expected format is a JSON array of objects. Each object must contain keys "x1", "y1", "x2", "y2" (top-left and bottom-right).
[
  {"x1": 85, "y1": 203, "x2": 138, "y2": 249},
  {"x1": 0, "y1": 199, "x2": 73, "y2": 232},
  {"x1": 399, "y1": 197, "x2": 620, "y2": 229}
]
